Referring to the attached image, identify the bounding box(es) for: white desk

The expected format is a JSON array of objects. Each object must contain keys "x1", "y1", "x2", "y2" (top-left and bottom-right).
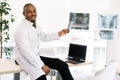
[
  {"x1": 67, "y1": 62, "x2": 93, "y2": 66},
  {"x1": 0, "y1": 58, "x2": 22, "y2": 80}
]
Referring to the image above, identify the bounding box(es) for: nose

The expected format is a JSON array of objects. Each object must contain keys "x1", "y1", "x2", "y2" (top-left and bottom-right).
[{"x1": 31, "y1": 12, "x2": 36, "y2": 16}]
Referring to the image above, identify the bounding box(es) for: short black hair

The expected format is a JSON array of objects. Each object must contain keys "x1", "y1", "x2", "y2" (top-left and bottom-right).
[{"x1": 23, "y1": 3, "x2": 34, "y2": 12}]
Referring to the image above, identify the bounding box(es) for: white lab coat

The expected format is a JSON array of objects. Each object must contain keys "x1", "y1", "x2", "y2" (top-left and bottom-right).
[{"x1": 14, "y1": 19, "x2": 59, "y2": 80}]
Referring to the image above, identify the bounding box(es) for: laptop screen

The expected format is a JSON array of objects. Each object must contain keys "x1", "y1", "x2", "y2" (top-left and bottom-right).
[{"x1": 68, "y1": 43, "x2": 87, "y2": 61}]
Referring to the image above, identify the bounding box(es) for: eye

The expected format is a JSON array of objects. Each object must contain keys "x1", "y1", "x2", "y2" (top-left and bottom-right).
[
  {"x1": 33, "y1": 10, "x2": 36, "y2": 13},
  {"x1": 26, "y1": 11, "x2": 32, "y2": 14}
]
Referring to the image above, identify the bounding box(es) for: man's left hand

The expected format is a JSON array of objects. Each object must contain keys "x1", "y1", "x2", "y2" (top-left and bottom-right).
[{"x1": 58, "y1": 28, "x2": 69, "y2": 37}]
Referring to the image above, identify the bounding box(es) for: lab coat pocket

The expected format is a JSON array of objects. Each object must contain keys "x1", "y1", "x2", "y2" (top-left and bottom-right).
[{"x1": 17, "y1": 57, "x2": 31, "y2": 73}]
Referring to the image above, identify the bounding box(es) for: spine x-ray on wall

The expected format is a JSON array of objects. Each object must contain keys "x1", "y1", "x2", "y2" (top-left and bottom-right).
[
  {"x1": 68, "y1": 13, "x2": 89, "y2": 30},
  {"x1": 99, "y1": 30, "x2": 114, "y2": 40}
]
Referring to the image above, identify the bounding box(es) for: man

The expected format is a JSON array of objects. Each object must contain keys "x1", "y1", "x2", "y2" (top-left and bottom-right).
[{"x1": 14, "y1": 3, "x2": 74, "y2": 80}]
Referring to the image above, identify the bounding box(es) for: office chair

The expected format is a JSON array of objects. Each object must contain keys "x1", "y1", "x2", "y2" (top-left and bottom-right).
[{"x1": 74, "y1": 62, "x2": 118, "y2": 80}]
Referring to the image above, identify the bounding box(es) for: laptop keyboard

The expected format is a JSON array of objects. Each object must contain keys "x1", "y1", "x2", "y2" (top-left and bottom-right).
[{"x1": 66, "y1": 58, "x2": 84, "y2": 64}]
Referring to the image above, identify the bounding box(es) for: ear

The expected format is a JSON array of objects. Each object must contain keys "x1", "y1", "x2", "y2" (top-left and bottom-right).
[{"x1": 23, "y1": 12, "x2": 25, "y2": 16}]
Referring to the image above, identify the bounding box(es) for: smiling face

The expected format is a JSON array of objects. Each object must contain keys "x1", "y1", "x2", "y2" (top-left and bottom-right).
[{"x1": 23, "y1": 4, "x2": 37, "y2": 22}]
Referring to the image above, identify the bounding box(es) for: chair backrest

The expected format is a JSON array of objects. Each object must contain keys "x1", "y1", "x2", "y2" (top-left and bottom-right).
[
  {"x1": 94, "y1": 62, "x2": 118, "y2": 80},
  {"x1": 106, "y1": 28, "x2": 120, "y2": 64},
  {"x1": 68, "y1": 63, "x2": 118, "y2": 80},
  {"x1": 106, "y1": 27, "x2": 120, "y2": 73}
]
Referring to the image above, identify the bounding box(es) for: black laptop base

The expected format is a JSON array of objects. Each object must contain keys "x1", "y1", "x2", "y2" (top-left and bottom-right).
[{"x1": 65, "y1": 58, "x2": 85, "y2": 64}]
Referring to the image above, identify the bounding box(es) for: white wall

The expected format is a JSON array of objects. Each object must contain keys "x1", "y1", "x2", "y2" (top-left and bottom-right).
[
  {"x1": 68, "y1": 0, "x2": 118, "y2": 62},
  {"x1": 69, "y1": 0, "x2": 117, "y2": 31},
  {"x1": 8, "y1": 0, "x2": 120, "y2": 62},
  {"x1": 8, "y1": 0, "x2": 69, "y2": 40},
  {"x1": 107, "y1": 0, "x2": 120, "y2": 64},
  {"x1": 8, "y1": 0, "x2": 118, "y2": 38},
  {"x1": 106, "y1": 0, "x2": 120, "y2": 63}
]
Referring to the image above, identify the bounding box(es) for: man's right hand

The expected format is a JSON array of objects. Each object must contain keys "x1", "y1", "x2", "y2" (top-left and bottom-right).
[{"x1": 42, "y1": 65, "x2": 50, "y2": 75}]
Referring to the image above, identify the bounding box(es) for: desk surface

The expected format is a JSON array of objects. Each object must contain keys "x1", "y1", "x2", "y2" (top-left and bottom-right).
[
  {"x1": 67, "y1": 62, "x2": 93, "y2": 66},
  {"x1": 0, "y1": 58, "x2": 22, "y2": 75}
]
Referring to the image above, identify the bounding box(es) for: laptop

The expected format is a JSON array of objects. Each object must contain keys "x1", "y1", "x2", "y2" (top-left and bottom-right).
[{"x1": 65, "y1": 43, "x2": 87, "y2": 64}]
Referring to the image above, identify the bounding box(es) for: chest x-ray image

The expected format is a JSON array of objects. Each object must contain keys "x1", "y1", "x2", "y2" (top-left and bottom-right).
[{"x1": 98, "y1": 14, "x2": 118, "y2": 29}]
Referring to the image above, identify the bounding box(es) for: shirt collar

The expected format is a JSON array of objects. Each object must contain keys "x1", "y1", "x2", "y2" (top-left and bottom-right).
[{"x1": 24, "y1": 19, "x2": 33, "y2": 26}]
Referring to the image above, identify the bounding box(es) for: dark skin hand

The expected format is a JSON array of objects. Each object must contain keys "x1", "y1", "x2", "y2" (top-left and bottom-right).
[
  {"x1": 58, "y1": 28, "x2": 69, "y2": 37},
  {"x1": 42, "y1": 65, "x2": 50, "y2": 75}
]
